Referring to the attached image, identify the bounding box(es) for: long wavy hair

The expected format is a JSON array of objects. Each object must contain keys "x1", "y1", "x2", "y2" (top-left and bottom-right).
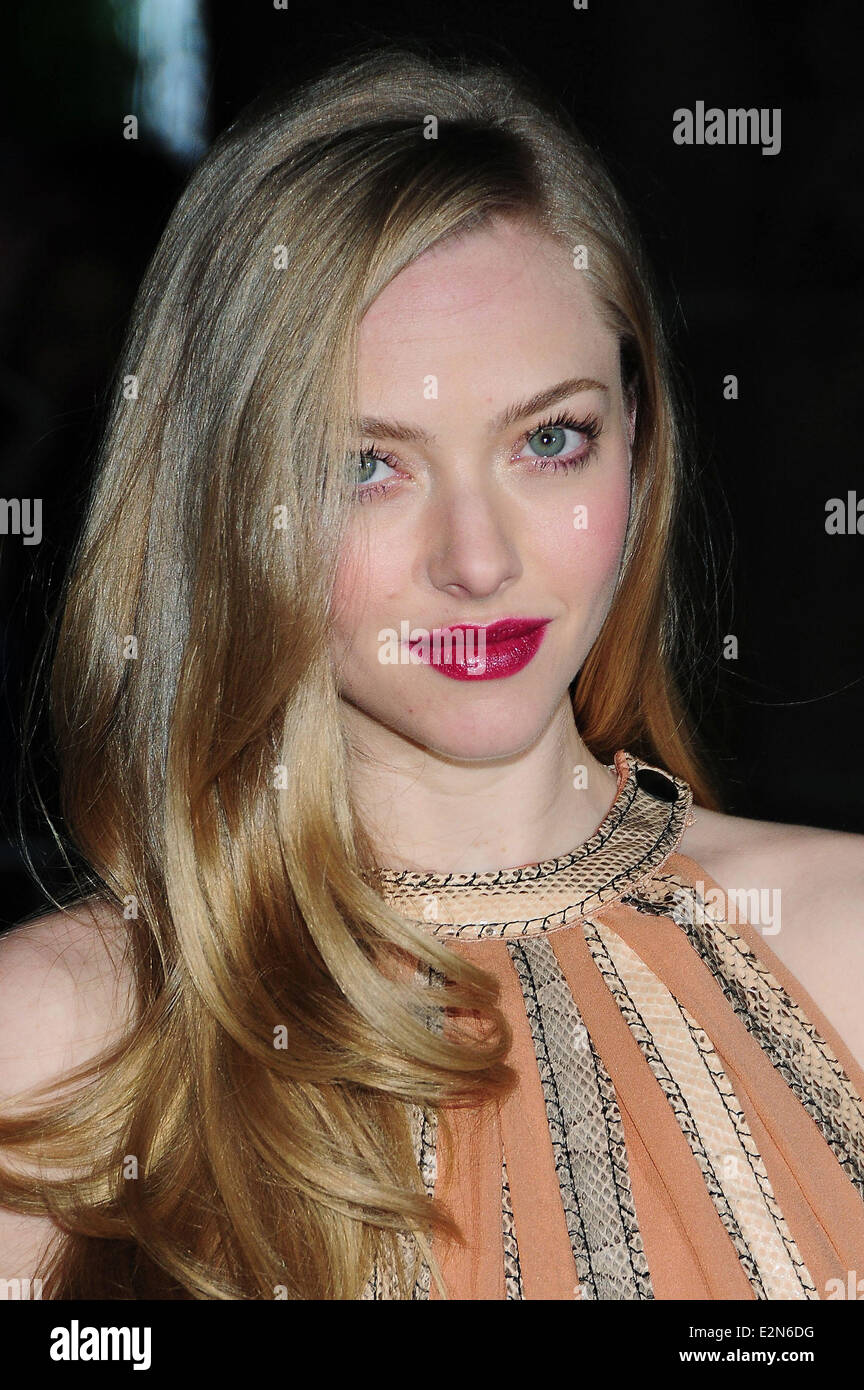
[{"x1": 2, "y1": 42, "x2": 725, "y2": 1299}]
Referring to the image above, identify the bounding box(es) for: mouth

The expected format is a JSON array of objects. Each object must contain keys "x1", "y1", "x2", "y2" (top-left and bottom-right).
[{"x1": 405, "y1": 617, "x2": 551, "y2": 681}]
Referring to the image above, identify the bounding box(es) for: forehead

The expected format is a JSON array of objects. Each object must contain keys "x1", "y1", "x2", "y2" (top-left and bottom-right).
[{"x1": 357, "y1": 218, "x2": 617, "y2": 387}]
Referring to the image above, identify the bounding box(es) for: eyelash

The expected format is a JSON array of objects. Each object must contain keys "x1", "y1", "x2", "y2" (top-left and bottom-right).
[{"x1": 353, "y1": 410, "x2": 603, "y2": 500}]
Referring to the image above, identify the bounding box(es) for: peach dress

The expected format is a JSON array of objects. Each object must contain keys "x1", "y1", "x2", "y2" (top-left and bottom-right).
[{"x1": 365, "y1": 750, "x2": 864, "y2": 1300}]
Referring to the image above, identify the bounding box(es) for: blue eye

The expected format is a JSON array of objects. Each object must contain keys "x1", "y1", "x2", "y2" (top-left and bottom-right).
[
  {"x1": 351, "y1": 409, "x2": 603, "y2": 501},
  {"x1": 355, "y1": 448, "x2": 398, "y2": 488},
  {"x1": 527, "y1": 424, "x2": 576, "y2": 456},
  {"x1": 522, "y1": 411, "x2": 602, "y2": 471},
  {"x1": 525, "y1": 413, "x2": 600, "y2": 457}
]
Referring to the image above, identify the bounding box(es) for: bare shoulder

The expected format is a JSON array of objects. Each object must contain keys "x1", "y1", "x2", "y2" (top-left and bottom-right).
[
  {"x1": 679, "y1": 801, "x2": 864, "y2": 923},
  {"x1": 681, "y1": 797, "x2": 863, "y2": 879},
  {"x1": 0, "y1": 896, "x2": 134, "y2": 1284},
  {"x1": 0, "y1": 896, "x2": 135, "y2": 1098},
  {"x1": 678, "y1": 802, "x2": 864, "y2": 1067}
]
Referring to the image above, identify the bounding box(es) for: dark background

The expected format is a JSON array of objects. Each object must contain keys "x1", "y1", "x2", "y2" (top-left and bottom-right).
[{"x1": 1, "y1": 0, "x2": 861, "y2": 927}]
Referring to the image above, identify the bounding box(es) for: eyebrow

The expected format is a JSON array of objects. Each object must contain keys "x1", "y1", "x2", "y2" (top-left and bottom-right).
[{"x1": 352, "y1": 376, "x2": 609, "y2": 445}]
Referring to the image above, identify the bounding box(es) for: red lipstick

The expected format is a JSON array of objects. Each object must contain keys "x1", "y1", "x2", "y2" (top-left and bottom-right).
[{"x1": 407, "y1": 617, "x2": 551, "y2": 680}]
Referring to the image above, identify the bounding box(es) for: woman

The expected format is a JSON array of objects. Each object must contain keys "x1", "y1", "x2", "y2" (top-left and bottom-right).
[{"x1": 1, "y1": 44, "x2": 862, "y2": 1301}]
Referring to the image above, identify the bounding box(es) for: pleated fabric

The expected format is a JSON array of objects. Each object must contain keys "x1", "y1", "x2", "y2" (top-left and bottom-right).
[{"x1": 362, "y1": 750, "x2": 864, "y2": 1300}]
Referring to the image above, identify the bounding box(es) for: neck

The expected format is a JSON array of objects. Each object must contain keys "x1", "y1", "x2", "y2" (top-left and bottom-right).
[{"x1": 341, "y1": 695, "x2": 620, "y2": 875}]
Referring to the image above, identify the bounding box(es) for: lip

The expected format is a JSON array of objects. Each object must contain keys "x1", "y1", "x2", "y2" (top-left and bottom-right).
[{"x1": 407, "y1": 617, "x2": 551, "y2": 681}]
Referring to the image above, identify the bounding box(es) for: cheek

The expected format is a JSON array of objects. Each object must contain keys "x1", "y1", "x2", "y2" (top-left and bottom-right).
[
  {"x1": 330, "y1": 526, "x2": 406, "y2": 650},
  {"x1": 534, "y1": 467, "x2": 632, "y2": 598}
]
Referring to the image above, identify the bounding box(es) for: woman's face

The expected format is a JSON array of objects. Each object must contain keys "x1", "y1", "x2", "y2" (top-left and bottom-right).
[{"x1": 331, "y1": 217, "x2": 635, "y2": 761}]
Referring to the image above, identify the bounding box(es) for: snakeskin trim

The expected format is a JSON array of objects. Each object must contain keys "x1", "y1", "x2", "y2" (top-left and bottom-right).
[
  {"x1": 508, "y1": 935, "x2": 653, "y2": 1299},
  {"x1": 374, "y1": 752, "x2": 693, "y2": 941},
  {"x1": 591, "y1": 919, "x2": 816, "y2": 1298},
  {"x1": 583, "y1": 917, "x2": 769, "y2": 1294},
  {"x1": 502, "y1": 1152, "x2": 524, "y2": 1299},
  {"x1": 633, "y1": 873, "x2": 864, "y2": 1201}
]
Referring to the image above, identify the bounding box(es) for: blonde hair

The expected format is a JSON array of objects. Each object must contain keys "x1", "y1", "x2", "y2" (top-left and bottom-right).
[{"x1": 3, "y1": 42, "x2": 724, "y2": 1299}]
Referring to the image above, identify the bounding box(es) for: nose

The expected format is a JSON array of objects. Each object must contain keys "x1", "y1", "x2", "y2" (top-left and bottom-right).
[{"x1": 424, "y1": 477, "x2": 523, "y2": 600}]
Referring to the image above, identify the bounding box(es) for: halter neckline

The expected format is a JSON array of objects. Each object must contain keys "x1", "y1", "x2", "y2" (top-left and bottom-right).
[{"x1": 373, "y1": 749, "x2": 694, "y2": 941}]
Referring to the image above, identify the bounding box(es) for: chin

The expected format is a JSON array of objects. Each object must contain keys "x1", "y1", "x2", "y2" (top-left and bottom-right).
[{"x1": 383, "y1": 695, "x2": 558, "y2": 763}]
